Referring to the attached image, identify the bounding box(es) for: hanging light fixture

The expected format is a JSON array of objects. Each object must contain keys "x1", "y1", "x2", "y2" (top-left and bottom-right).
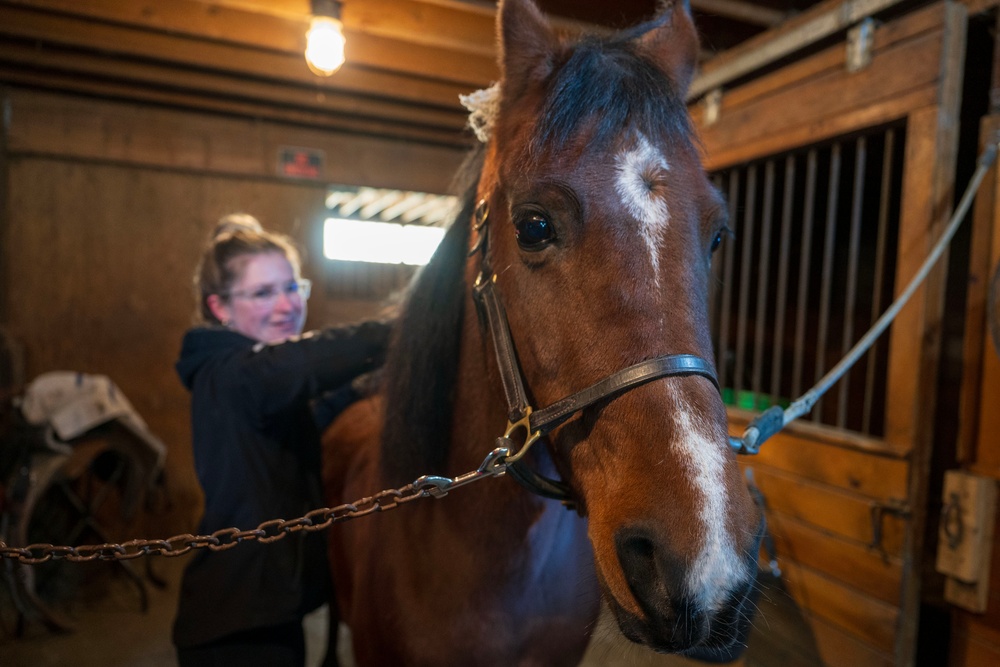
[{"x1": 305, "y1": 0, "x2": 346, "y2": 76}]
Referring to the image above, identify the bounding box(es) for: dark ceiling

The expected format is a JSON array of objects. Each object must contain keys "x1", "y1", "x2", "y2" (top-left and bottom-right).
[{"x1": 533, "y1": 0, "x2": 825, "y2": 57}]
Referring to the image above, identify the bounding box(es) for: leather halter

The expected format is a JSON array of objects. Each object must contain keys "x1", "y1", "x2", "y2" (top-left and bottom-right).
[{"x1": 469, "y1": 199, "x2": 721, "y2": 506}]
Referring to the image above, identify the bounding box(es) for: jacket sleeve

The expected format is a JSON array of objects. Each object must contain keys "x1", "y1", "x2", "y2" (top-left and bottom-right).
[{"x1": 221, "y1": 320, "x2": 393, "y2": 421}]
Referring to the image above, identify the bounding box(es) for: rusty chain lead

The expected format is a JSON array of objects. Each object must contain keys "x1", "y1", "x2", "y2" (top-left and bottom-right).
[{"x1": 0, "y1": 445, "x2": 511, "y2": 565}]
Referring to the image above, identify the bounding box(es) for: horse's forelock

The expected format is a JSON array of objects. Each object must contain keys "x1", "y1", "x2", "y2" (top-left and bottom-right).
[
  {"x1": 528, "y1": 38, "x2": 691, "y2": 155},
  {"x1": 378, "y1": 148, "x2": 484, "y2": 485}
]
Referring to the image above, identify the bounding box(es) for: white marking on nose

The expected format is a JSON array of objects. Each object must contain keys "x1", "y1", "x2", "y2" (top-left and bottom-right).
[
  {"x1": 672, "y1": 400, "x2": 749, "y2": 612},
  {"x1": 614, "y1": 134, "x2": 670, "y2": 279}
]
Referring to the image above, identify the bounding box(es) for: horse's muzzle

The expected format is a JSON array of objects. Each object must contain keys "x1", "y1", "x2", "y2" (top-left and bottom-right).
[{"x1": 609, "y1": 517, "x2": 764, "y2": 657}]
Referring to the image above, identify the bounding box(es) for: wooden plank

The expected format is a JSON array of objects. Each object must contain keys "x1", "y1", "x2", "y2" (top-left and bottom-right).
[
  {"x1": 697, "y1": 30, "x2": 943, "y2": 168},
  {"x1": 748, "y1": 466, "x2": 907, "y2": 556},
  {"x1": 951, "y1": 615, "x2": 1000, "y2": 667},
  {"x1": 0, "y1": 67, "x2": 469, "y2": 150},
  {"x1": 4, "y1": 89, "x2": 467, "y2": 192},
  {"x1": 949, "y1": 518, "x2": 1000, "y2": 663},
  {"x1": 696, "y1": 0, "x2": 880, "y2": 83},
  {"x1": 801, "y1": 614, "x2": 894, "y2": 667},
  {"x1": 698, "y1": 2, "x2": 947, "y2": 119},
  {"x1": 727, "y1": 408, "x2": 910, "y2": 459},
  {"x1": 883, "y1": 17, "x2": 965, "y2": 454},
  {"x1": 962, "y1": 0, "x2": 1000, "y2": 17},
  {"x1": 735, "y1": 427, "x2": 909, "y2": 500},
  {"x1": 779, "y1": 560, "x2": 899, "y2": 654},
  {"x1": 342, "y1": 0, "x2": 496, "y2": 56},
  {"x1": 765, "y1": 513, "x2": 904, "y2": 604},
  {"x1": 973, "y1": 119, "x2": 1000, "y2": 479},
  {"x1": 0, "y1": 5, "x2": 470, "y2": 110},
  {"x1": 700, "y1": 88, "x2": 935, "y2": 171},
  {"x1": 892, "y1": 6, "x2": 968, "y2": 664},
  {"x1": 959, "y1": 115, "x2": 1000, "y2": 465},
  {"x1": 0, "y1": 40, "x2": 470, "y2": 137},
  {"x1": 2, "y1": 0, "x2": 498, "y2": 86}
]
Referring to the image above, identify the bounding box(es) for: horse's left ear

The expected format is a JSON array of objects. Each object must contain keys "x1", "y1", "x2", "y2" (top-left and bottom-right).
[
  {"x1": 636, "y1": 0, "x2": 699, "y2": 94},
  {"x1": 497, "y1": 0, "x2": 559, "y2": 98}
]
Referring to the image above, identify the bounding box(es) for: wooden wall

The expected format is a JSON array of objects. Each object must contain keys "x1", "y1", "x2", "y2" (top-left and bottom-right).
[{"x1": 0, "y1": 86, "x2": 466, "y2": 532}]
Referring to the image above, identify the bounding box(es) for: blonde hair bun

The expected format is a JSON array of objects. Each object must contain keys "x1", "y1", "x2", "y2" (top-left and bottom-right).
[{"x1": 213, "y1": 213, "x2": 263, "y2": 239}]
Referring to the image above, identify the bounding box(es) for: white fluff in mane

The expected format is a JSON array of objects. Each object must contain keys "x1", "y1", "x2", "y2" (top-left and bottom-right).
[{"x1": 459, "y1": 83, "x2": 501, "y2": 144}]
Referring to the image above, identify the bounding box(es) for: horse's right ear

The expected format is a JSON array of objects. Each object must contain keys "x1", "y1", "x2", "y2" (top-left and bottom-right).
[
  {"x1": 497, "y1": 0, "x2": 558, "y2": 97},
  {"x1": 636, "y1": 0, "x2": 700, "y2": 93}
]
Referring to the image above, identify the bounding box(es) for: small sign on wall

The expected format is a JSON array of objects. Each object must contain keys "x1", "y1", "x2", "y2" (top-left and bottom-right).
[{"x1": 278, "y1": 146, "x2": 325, "y2": 180}]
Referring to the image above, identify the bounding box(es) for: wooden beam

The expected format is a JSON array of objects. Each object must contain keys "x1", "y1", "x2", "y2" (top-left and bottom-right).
[
  {"x1": 891, "y1": 5, "x2": 967, "y2": 664},
  {"x1": 0, "y1": 67, "x2": 470, "y2": 148},
  {"x1": 342, "y1": 0, "x2": 496, "y2": 57},
  {"x1": 691, "y1": 0, "x2": 915, "y2": 100},
  {"x1": 958, "y1": 116, "x2": 1000, "y2": 465},
  {"x1": 1, "y1": 0, "x2": 498, "y2": 86},
  {"x1": 0, "y1": 4, "x2": 472, "y2": 109},
  {"x1": 0, "y1": 40, "x2": 469, "y2": 135},
  {"x1": 691, "y1": 0, "x2": 786, "y2": 27}
]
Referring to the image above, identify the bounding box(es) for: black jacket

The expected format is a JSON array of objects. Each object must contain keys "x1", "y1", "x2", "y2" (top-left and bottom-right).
[{"x1": 172, "y1": 322, "x2": 390, "y2": 648}]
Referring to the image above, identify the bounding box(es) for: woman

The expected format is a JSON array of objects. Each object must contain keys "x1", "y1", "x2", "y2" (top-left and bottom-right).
[{"x1": 173, "y1": 214, "x2": 391, "y2": 667}]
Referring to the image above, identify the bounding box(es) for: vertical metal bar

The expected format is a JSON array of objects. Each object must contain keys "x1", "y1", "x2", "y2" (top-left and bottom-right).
[
  {"x1": 863, "y1": 129, "x2": 895, "y2": 434},
  {"x1": 751, "y1": 160, "x2": 776, "y2": 403},
  {"x1": 718, "y1": 172, "x2": 740, "y2": 395},
  {"x1": 770, "y1": 154, "x2": 795, "y2": 404},
  {"x1": 792, "y1": 149, "x2": 818, "y2": 399},
  {"x1": 837, "y1": 137, "x2": 867, "y2": 429},
  {"x1": 735, "y1": 165, "x2": 758, "y2": 399},
  {"x1": 709, "y1": 174, "x2": 724, "y2": 340},
  {"x1": 814, "y1": 143, "x2": 841, "y2": 423}
]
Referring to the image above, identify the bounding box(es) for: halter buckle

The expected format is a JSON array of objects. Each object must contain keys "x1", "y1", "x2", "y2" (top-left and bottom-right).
[{"x1": 503, "y1": 407, "x2": 543, "y2": 464}]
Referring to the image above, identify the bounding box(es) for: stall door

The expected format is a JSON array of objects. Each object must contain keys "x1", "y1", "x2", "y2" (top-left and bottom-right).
[{"x1": 692, "y1": 3, "x2": 967, "y2": 665}]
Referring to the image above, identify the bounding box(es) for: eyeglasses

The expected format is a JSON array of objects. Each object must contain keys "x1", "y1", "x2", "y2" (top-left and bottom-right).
[{"x1": 225, "y1": 279, "x2": 312, "y2": 306}]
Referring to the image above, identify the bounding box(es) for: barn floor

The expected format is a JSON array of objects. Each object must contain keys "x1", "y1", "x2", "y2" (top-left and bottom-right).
[{"x1": 0, "y1": 555, "x2": 796, "y2": 666}]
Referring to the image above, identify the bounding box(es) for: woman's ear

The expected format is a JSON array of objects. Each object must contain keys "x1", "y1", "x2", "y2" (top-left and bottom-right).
[{"x1": 207, "y1": 294, "x2": 231, "y2": 326}]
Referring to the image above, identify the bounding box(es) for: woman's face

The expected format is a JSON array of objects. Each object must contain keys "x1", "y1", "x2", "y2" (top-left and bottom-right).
[{"x1": 213, "y1": 252, "x2": 308, "y2": 343}]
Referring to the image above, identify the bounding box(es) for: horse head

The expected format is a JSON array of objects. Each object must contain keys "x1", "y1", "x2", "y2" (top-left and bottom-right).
[{"x1": 472, "y1": 0, "x2": 764, "y2": 657}]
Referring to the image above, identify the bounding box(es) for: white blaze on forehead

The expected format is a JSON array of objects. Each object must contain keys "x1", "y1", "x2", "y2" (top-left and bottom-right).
[
  {"x1": 614, "y1": 133, "x2": 670, "y2": 277},
  {"x1": 671, "y1": 398, "x2": 750, "y2": 611}
]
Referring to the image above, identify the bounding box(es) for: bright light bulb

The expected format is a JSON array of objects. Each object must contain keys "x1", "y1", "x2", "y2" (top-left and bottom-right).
[{"x1": 305, "y1": 16, "x2": 346, "y2": 76}]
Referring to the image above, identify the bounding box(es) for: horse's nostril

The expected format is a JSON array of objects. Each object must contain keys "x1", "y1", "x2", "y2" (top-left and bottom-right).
[
  {"x1": 614, "y1": 527, "x2": 684, "y2": 608},
  {"x1": 614, "y1": 526, "x2": 714, "y2": 649}
]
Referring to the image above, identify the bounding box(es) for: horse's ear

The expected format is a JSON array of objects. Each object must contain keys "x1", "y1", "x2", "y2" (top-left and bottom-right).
[
  {"x1": 636, "y1": 0, "x2": 700, "y2": 93},
  {"x1": 497, "y1": 0, "x2": 558, "y2": 95}
]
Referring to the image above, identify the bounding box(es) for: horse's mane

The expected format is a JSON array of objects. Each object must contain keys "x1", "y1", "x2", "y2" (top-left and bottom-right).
[{"x1": 378, "y1": 145, "x2": 484, "y2": 484}]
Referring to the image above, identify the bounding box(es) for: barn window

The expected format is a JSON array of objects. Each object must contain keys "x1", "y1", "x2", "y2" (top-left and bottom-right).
[
  {"x1": 322, "y1": 185, "x2": 457, "y2": 299},
  {"x1": 323, "y1": 219, "x2": 445, "y2": 265},
  {"x1": 709, "y1": 123, "x2": 906, "y2": 437}
]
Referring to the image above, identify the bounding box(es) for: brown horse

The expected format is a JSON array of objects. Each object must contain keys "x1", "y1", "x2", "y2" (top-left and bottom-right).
[{"x1": 322, "y1": 0, "x2": 764, "y2": 664}]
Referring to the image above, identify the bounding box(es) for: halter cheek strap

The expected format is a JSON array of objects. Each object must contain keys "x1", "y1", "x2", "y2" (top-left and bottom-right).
[{"x1": 469, "y1": 199, "x2": 721, "y2": 505}]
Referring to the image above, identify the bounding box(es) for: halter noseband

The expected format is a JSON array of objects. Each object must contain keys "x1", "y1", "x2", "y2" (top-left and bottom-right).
[{"x1": 469, "y1": 199, "x2": 722, "y2": 506}]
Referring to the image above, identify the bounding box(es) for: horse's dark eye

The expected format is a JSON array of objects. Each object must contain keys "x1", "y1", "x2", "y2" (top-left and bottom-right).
[
  {"x1": 515, "y1": 213, "x2": 555, "y2": 250},
  {"x1": 710, "y1": 231, "x2": 724, "y2": 253}
]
